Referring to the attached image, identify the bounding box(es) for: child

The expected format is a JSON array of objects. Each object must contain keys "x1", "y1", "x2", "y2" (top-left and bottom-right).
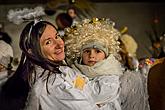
[{"x1": 64, "y1": 18, "x2": 150, "y2": 110}]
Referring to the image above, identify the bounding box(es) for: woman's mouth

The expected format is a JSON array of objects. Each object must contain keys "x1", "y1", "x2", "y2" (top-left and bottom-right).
[{"x1": 54, "y1": 49, "x2": 63, "y2": 54}]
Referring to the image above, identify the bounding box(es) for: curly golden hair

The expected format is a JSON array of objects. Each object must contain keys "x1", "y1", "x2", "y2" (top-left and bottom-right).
[{"x1": 64, "y1": 18, "x2": 121, "y2": 64}]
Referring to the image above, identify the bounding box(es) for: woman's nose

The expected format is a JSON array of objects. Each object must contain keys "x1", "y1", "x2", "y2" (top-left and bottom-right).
[{"x1": 54, "y1": 40, "x2": 64, "y2": 49}]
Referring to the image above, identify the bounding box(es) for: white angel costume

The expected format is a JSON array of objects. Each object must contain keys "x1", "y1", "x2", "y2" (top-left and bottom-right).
[
  {"x1": 74, "y1": 55, "x2": 123, "y2": 110},
  {"x1": 64, "y1": 18, "x2": 150, "y2": 110},
  {"x1": 25, "y1": 65, "x2": 100, "y2": 110}
]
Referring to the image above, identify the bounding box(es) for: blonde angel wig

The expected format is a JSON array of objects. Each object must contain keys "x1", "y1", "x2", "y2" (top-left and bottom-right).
[{"x1": 64, "y1": 18, "x2": 121, "y2": 64}]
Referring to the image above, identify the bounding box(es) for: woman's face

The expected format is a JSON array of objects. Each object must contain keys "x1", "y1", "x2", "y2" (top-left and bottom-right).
[
  {"x1": 40, "y1": 25, "x2": 65, "y2": 62},
  {"x1": 82, "y1": 48, "x2": 106, "y2": 66}
]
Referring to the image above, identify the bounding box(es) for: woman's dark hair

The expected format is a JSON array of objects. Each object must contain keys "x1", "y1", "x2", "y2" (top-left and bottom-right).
[{"x1": 0, "y1": 20, "x2": 63, "y2": 110}]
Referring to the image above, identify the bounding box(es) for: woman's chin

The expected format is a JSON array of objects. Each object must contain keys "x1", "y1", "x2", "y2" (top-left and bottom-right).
[{"x1": 56, "y1": 54, "x2": 65, "y2": 61}]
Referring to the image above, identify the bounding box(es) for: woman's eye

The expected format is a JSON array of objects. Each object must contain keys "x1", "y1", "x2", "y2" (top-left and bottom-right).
[
  {"x1": 56, "y1": 34, "x2": 61, "y2": 39},
  {"x1": 45, "y1": 40, "x2": 51, "y2": 45},
  {"x1": 56, "y1": 35, "x2": 61, "y2": 39}
]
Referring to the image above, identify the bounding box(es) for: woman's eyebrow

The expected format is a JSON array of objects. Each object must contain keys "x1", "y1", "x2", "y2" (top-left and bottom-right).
[
  {"x1": 41, "y1": 38, "x2": 51, "y2": 44},
  {"x1": 45, "y1": 38, "x2": 51, "y2": 40}
]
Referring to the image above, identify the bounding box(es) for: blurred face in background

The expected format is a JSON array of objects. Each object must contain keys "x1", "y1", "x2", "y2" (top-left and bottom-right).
[{"x1": 67, "y1": 8, "x2": 77, "y2": 19}]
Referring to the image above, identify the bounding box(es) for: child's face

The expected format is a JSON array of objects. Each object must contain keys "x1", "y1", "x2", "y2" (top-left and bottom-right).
[{"x1": 82, "y1": 48, "x2": 106, "y2": 66}]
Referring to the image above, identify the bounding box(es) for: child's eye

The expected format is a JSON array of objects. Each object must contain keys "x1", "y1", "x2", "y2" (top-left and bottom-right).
[
  {"x1": 83, "y1": 50, "x2": 90, "y2": 53},
  {"x1": 96, "y1": 50, "x2": 102, "y2": 53}
]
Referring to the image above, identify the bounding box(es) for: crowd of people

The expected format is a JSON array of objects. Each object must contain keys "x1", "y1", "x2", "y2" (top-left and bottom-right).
[{"x1": 0, "y1": 7, "x2": 164, "y2": 110}]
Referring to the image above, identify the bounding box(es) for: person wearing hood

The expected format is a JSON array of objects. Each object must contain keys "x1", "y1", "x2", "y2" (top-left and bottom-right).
[{"x1": 64, "y1": 18, "x2": 150, "y2": 110}]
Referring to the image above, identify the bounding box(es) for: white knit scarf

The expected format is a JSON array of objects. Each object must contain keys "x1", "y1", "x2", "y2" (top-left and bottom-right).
[{"x1": 74, "y1": 54, "x2": 123, "y2": 79}]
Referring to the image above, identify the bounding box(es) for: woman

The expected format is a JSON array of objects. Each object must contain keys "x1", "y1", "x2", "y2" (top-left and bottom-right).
[
  {"x1": 0, "y1": 20, "x2": 99, "y2": 110},
  {"x1": 64, "y1": 18, "x2": 150, "y2": 110}
]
